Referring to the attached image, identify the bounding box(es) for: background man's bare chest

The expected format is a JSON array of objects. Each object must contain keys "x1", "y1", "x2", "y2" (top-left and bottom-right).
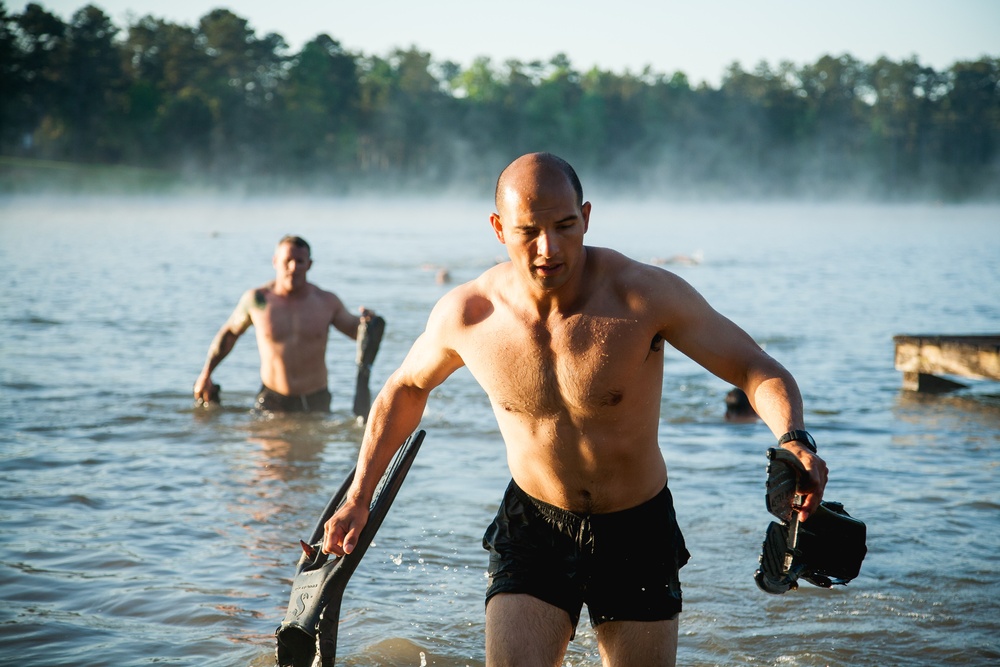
[{"x1": 256, "y1": 299, "x2": 331, "y2": 343}]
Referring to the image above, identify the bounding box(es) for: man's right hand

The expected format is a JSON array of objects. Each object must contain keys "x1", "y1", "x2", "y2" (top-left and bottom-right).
[
  {"x1": 322, "y1": 498, "x2": 371, "y2": 556},
  {"x1": 193, "y1": 375, "x2": 218, "y2": 405}
]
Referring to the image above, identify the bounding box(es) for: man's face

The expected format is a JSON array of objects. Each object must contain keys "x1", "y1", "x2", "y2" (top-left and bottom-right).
[
  {"x1": 273, "y1": 242, "x2": 311, "y2": 290},
  {"x1": 491, "y1": 175, "x2": 590, "y2": 292}
]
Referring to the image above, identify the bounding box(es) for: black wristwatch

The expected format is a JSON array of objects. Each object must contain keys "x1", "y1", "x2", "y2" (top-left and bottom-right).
[{"x1": 777, "y1": 429, "x2": 817, "y2": 453}]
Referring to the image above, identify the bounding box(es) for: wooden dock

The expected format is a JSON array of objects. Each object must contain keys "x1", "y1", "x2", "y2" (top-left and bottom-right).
[{"x1": 893, "y1": 334, "x2": 1000, "y2": 392}]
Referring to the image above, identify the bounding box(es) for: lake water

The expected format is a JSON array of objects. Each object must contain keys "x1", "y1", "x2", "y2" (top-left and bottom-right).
[{"x1": 1, "y1": 196, "x2": 998, "y2": 666}]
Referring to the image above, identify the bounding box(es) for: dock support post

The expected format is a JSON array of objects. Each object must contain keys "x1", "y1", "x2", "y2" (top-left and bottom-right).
[{"x1": 901, "y1": 371, "x2": 967, "y2": 394}]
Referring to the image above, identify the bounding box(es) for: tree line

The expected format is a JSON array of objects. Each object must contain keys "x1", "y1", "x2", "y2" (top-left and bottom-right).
[{"x1": 2, "y1": 2, "x2": 998, "y2": 199}]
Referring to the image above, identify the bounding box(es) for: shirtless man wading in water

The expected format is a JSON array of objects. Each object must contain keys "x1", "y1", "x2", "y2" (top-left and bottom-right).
[
  {"x1": 322, "y1": 153, "x2": 828, "y2": 665},
  {"x1": 194, "y1": 235, "x2": 372, "y2": 413}
]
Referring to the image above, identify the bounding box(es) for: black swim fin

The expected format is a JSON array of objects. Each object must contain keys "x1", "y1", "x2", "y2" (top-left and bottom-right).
[
  {"x1": 275, "y1": 429, "x2": 425, "y2": 667},
  {"x1": 352, "y1": 315, "x2": 386, "y2": 423},
  {"x1": 754, "y1": 448, "x2": 867, "y2": 594}
]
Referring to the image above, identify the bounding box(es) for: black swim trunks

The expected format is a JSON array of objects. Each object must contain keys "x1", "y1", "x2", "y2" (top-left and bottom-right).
[
  {"x1": 253, "y1": 385, "x2": 331, "y2": 413},
  {"x1": 483, "y1": 480, "x2": 690, "y2": 636}
]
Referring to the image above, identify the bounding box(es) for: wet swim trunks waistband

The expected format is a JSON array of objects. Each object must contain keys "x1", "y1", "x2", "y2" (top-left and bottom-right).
[
  {"x1": 254, "y1": 385, "x2": 331, "y2": 413},
  {"x1": 483, "y1": 479, "x2": 690, "y2": 637}
]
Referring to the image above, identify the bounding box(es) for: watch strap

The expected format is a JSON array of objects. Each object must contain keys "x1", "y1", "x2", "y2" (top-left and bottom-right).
[{"x1": 777, "y1": 429, "x2": 817, "y2": 453}]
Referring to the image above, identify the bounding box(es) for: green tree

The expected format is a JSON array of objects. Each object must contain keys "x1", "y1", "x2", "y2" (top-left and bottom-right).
[
  {"x1": 796, "y1": 54, "x2": 872, "y2": 194},
  {"x1": 3, "y1": 2, "x2": 997, "y2": 199},
  {"x1": 521, "y1": 54, "x2": 583, "y2": 158},
  {"x1": 633, "y1": 70, "x2": 701, "y2": 193},
  {"x1": 279, "y1": 34, "x2": 360, "y2": 178},
  {"x1": 62, "y1": 4, "x2": 126, "y2": 162},
  {"x1": 0, "y1": 3, "x2": 26, "y2": 152},
  {"x1": 716, "y1": 61, "x2": 812, "y2": 194},
  {"x1": 935, "y1": 58, "x2": 1000, "y2": 196},
  {"x1": 121, "y1": 15, "x2": 213, "y2": 169},
  {"x1": 578, "y1": 68, "x2": 648, "y2": 179},
  {"x1": 868, "y1": 57, "x2": 942, "y2": 194},
  {"x1": 194, "y1": 8, "x2": 287, "y2": 175},
  {"x1": 717, "y1": 62, "x2": 773, "y2": 191},
  {"x1": 2, "y1": 2, "x2": 67, "y2": 158},
  {"x1": 356, "y1": 47, "x2": 453, "y2": 180}
]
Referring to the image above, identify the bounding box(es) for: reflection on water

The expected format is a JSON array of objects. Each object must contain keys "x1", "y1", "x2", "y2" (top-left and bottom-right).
[
  {"x1": 244, "y1": 417, "x2": 354, "y2": 481},
  {"x1": 1, "y1": 198, "x2": 999, "y2": 666},
  {"x1": 895, "y1": 387, "x2": 1000, "y2": 430}
]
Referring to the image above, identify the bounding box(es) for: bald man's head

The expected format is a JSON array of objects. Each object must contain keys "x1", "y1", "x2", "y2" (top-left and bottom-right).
[{"x1": 494, "y1": 153, "x2": 584, "y2": 211}]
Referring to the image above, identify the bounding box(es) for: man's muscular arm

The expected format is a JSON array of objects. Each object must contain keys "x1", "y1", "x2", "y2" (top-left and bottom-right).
[
  {"x1": 327, "y1": 291, "x2": 373, "y2": 340},
  {"x1": 193, "y1": 290, "x2": 256, "y2": 402},
  {"x1": 652, "y1": 268, "x2": 828, "y2": 520},
  {"x1": 323, "y1": 292, "x2": 467, "y2": 555}
]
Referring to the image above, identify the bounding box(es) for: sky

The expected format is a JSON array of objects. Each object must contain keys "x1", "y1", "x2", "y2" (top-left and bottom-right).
[{"x1": 29, "y1": 0, "x2": 1000, "y2": 86}]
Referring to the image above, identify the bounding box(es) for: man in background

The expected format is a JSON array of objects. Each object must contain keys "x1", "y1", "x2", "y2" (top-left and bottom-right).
[{"x1": 194, "y1": 235, "x2": 372, "y2": 413}]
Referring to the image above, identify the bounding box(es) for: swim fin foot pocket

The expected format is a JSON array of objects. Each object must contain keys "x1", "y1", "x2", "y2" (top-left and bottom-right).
[
  {"x1": 275, "y1": 429, "x2": 425, "y2": 666},
  {"x1": 754, "y1": 447, "x2": 867, "y2": 595}
]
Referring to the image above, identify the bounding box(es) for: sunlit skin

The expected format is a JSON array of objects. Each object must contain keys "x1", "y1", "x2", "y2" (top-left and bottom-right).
[
  {"x1": 194, "y1": 240, "x2": 370, "y2": 401},
  {"x1": 321, "y1": 153, "x2": 828, "y2": 666}
]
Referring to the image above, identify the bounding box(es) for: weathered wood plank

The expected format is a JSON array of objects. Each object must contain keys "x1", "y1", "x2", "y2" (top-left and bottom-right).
[{"x1": 893, "y1": 335, "x2": 1000, "y2": 391}]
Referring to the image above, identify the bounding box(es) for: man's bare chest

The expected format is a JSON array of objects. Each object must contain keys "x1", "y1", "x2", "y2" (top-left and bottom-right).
[
  {"x1": 465, "y1": 314, "x2": 660, "y2": 415},
  {"x1": 254, "y1": 300, "x2": 331, "y2": 343}
]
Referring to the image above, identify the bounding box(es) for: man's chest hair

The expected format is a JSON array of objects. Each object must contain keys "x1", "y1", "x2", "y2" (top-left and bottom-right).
[{"x1": 472, "y1": 313, "x2": 657, "y2": 413}]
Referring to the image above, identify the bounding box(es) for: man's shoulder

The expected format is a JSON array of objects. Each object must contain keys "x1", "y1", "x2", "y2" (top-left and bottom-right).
[
  {"x1": 589, "y1": 246, "x2": 634, "y2": 268},
  {"x1": 589, "y1": 246, "x2": 674, "y2": 285},
  {"x1": 440, "y1": 262, "x2": 509, "y2": 297},
  {"x1": 307, "y1": 283, "x2": 341, "y2": 302},
  {"x1": 428, "y1": 265, "x2": 505, "y2": 329},
  {"x1": 239, "y1": 283, "x2": 275, "y2": 307},
  {"x1": 436, "y1": 274, "x2": 488, "y2": 307},
  {"x1": 587, "y1": 246, "x2": 692, "y2": 312},
  {"x1": 276, "y1": 282, "x2": 341, "y2": 308}
]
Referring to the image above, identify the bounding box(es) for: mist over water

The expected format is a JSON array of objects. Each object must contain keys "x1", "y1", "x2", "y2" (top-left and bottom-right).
[{"x1": 1, "y1": 196, "x2": 999, "y2": 666}]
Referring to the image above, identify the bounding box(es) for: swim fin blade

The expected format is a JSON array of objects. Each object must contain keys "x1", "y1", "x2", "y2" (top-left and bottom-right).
[
  {"x1": 352, "y1": 315, "x2": 386, "y2": 423},
  {"x1": 275, "y1": 429, "x2": 425, "y2": 666}
]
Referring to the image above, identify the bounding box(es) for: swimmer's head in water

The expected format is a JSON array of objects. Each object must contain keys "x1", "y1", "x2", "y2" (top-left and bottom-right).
[{"x1": 725, "y1": 388, "x2": 757, "y2": 421}]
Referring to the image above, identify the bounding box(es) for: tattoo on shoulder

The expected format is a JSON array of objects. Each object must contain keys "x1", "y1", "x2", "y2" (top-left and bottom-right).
[{"x1": 253, "y1": 289, "x2": 267, "y2": 309}]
